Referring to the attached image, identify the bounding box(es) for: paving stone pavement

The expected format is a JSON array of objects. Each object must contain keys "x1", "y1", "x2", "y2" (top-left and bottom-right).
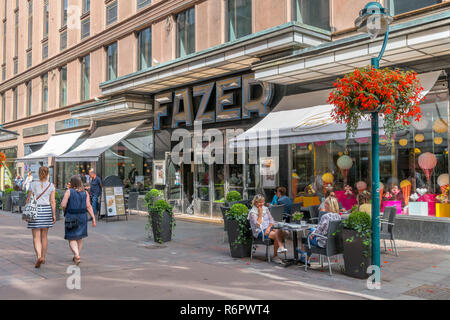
[{"x1": 0, "y1": 210, "x2": 449, "y2": 300}]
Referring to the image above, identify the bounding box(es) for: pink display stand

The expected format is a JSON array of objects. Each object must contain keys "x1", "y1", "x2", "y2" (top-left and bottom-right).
[
  {"x1": 382, "y1": 201, "x2": 402, "y2": 215},
  {"x1": 419, "y1": 194, "x2": 437, "y2": 217},
  {"x1": 335, "y1": 191, "x2": 357, "y2": 210}
]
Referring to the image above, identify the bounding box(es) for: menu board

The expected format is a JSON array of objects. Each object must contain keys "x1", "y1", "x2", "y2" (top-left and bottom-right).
[{"x1": 104, "y1": 187, "x2": 126, "y2": 217}]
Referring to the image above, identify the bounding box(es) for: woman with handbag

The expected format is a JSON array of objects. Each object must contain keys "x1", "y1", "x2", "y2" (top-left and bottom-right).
[
  {"x1": 25, "y1": 166, "x2": 56, "y2": 268},
  {"x1": 61, "y1": 175, "x2": 96, "y2": 265}
]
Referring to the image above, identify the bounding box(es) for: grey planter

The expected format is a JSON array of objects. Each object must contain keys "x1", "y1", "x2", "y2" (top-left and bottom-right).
[
  {"x1": 343, "y1": 229, "x2": 371, "y2": 279},
  {"x1": 3, "y1": 194, "x2": 12, "y2": 211},
  {"x1": 225, "y1": 219, "x2": 252, "y2": 258},
  {"x1": 150, "y1": 209, "x2": 173, "y2": 243}
]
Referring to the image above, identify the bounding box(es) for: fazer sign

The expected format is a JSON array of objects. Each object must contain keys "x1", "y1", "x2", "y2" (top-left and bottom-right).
[{"x1": 153, "y1": 73, "x2": 274, "y2": 130}]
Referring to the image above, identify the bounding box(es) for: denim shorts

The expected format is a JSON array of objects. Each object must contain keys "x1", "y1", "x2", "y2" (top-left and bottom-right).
[
  {"x1": 257, "y1": 226, "x2": 274, "y2": 240},
  {"x1": 308, "y1": 227, "x2": 319, "y2": 247}
]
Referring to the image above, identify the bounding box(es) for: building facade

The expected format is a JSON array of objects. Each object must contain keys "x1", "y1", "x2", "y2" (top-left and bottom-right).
[{"x1": 1, "y1": 1, "x2": 450, "y2": 227}]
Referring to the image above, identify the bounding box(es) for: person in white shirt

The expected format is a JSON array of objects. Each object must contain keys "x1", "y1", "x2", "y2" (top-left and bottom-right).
[
  {"x1": 24, "y1": 171, "x2": 33, "y2": 192},
  {"x1": 25, "y1": 167, "x2": 56, "y2": 269}
]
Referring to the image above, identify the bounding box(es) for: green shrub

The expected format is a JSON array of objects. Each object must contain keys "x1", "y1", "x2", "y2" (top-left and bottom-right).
[
  {"x1": 145, "y1": 189, "x2": 164, "y2": 206},
  {"x1": 226, "y1": 203, "x2": 248, "y2": 219},
  {"x1": 225, "y1": 203, "x2": 250, "y2": 247},
  {"x1": 341, "y1": 211, "x2": 372, "y2": 257},
  {"x1": 146, "y1": 199, "x2": 175, "y2": 244},
  {"x1": 4, "y1": 188, "x2": 14, "y2": 195},
  {"x1": 55, "y1": 191, "x2": 62, "y2": 211},
  {"x1": 226, "y1": 191, "x2": 242, "y2": 203}
]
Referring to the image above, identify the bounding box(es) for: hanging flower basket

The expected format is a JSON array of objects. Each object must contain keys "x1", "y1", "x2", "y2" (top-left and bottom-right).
[
  {"x1": 0, "y1": 152, "x2": 6, "y2": 168},
  {"x1": 328, "y1": 66, "x2": 425, "y2": 145}
]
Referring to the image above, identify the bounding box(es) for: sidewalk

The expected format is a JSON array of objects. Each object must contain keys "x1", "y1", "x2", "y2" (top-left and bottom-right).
[{"x1": 0, "y1": 210, "x2": 449, "y2": 300}]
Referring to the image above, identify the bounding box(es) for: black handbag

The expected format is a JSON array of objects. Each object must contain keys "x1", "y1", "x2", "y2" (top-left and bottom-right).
[{"x1": 65, "y1": 217, "x2": 79, "y2": 230}]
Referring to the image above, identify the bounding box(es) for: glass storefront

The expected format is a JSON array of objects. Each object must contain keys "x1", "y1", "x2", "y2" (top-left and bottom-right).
[
  {"x1": 290, "y1": 89, "x2": 449, "y2": 218},
  {"x1": 1, "y1": 147, "x2": 17, "y2": 189},
  {"x1": 104, "y1": 129, "x2": 153, "y2": 195}
]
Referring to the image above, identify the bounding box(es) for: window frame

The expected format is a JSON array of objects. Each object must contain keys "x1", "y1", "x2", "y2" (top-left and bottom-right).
[
  {"x1": 41, "y1": 73, "x2": 48, "y2": 112},
  {"x1": 176, "y1": 7, "x2": 196, "y2": 58},
  {"x1": 227, "y1": 0, "x2": 253, "y2": 42},
  {"x1": 80, "y1": 54, "x2": 90, "y2": 101},
  {"x1": 105, "y1": 42, "x2": 118, "y2": 81},
  {"x1": 60, "y1": 65, "x2": 68, "y2": 107},
  {"x1": 137, "y1": 27, "x2": 152, "y2": 71},
  {"x1": 26, "y1": 81, "x2": 32, "y2": 117}
]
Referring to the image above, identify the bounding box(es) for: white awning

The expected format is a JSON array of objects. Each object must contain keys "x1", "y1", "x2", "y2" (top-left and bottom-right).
[
  {"x1": 16, "y1": 131, "x2": 85, "y2": 163},
  {"x1": 56, "y1": 120, "x2": 145, "y2": 162},
  {"x1": 233, "y1": 71, "x2": 441, "y2": 148}
]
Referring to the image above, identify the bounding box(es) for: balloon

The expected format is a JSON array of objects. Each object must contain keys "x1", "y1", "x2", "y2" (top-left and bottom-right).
[
  {"x1": 418, "y1": 152, "x2": 437, "y2": 170},
  {"x1": 337, "y1": 155, "x2": 353, "y2": 170}
]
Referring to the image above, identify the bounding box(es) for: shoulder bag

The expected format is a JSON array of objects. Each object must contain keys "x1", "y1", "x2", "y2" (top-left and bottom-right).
[{"x1": 22, "y1": 183, "x2": 52, "y2": 223}]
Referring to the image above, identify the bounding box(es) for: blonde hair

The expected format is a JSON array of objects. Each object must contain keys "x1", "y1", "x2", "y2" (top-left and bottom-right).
[
  {"x1": 252, "y1": 194, "x2": 265, "y2": 207},
  {"x1": 38, "y1": 166, "x2": 49, "y2": 181},
  {"x1": 324, "y1": 196, "x2": 340, "y2": 214}
]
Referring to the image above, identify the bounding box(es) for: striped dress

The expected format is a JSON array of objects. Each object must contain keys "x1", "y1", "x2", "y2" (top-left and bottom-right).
[{"x1": 27, "y1": 181, "x2": 55, "y2": 230}]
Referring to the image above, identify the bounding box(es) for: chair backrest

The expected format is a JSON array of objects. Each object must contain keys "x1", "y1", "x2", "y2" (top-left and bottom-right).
[
  {"x1": 309, "y1": 205, "x2": 320, "y2": 222},
  {"x1": 270, "y1": 204, "x2": 285, "y2": 222},
  {"x1": 385, "y1": 206, "x2": 397, "y2": 234},
  {"x1": 290, "y1": 202, "x2": 303, "y2": 214},
  {"x1": 127, "y1": 192, "x2": 139, "y2": 210},
  {"x1": 326, "y1": 220, "x2": 343, "y2": 256},
  {"x1": 18, "y1": 191, "x2": 27, "y2": 205}
]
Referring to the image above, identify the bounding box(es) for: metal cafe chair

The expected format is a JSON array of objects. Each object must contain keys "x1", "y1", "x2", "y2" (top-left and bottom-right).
[
  {"x1": 380, "y1": 206, "x2": 399, "y2": 256},
  {"x1": 308, "y1": 205, "x2": 320, "y2": 224},
  {"x1": 269, "y1": 204, "x2": 286, "y2": 222},
  {"x1": 127, "y1": 192, "x2": 139, "y2": 215}
]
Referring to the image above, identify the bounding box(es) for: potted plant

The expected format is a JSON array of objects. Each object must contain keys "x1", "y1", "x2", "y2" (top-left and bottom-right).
[
  {"x1": 2, "y1": 187, "x2": 14, "y2": 211},
  {"x1": 146, "y1": 199, "x2": 175, "y2": 244},
  {"x1": 225, "y1": 191, "x2": 242, "y2": 207},
  {"x1": 292, "y1": 211, "x2": 304, "y2": 224},
  {"x1": 341, "y1": 211, "x2": 372, "y2": 279},
  {"x1": 144, "y1": 189, "x2": 164, "y2": 207},
  {"x1": 225, "y1": 203, "x2": 252, "y2": 258},
  {"x1": 408, "y1": 192, "x2": 428, "y2": 216}
]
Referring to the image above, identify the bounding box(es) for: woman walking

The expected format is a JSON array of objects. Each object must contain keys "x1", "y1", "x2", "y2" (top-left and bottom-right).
[
  {"x1": 61, "y1": 175, "x2": 96, "y2": 265},
  {"x1": 26, "y1": 166, "x2": 56, "y2": 268}
]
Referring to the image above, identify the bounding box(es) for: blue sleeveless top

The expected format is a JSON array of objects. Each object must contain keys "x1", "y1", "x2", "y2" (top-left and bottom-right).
[{"x1": 66, "y1": 189, "x2": 87, "y2": 215}]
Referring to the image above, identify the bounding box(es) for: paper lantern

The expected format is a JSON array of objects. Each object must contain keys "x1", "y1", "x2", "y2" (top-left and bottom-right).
[
  {"x1": 399, "y1": 139, "x2": 408, "y2": 146},
  {"x1": 433, "y1": 119, "x2": 448, "y2": 133},
  {"x1": 434, "y1": 136, "x2": 443, "y2": 145},
  {"x1": 438, "y1": 174, "x2": 449, "y2": 187},
  {"x1": 322, "y1": 173, "x2": 334, "y2": 184},
  {"x1": 415, "y1": 148, "x2": 421, "y2": 154},
  {"x1": 413, "y1": 117, "x2": 429, "y2": 131},
  {"x1": 415, "y1": 134, "x2": 425, "y2": 143},
  {"x1": 418, "y1": 152, "x2": 438, "y2": 184},
  {"x1": 356, "y1": 181, "x2": 367, "y2": 193},
  {"x1": 337, "y1": 155, "x2": 353, "y2": 170}
]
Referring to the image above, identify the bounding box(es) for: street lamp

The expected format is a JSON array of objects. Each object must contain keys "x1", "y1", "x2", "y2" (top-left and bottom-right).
[{"x1": 354, "y1": 2, "x2": 393, "y2": 269}]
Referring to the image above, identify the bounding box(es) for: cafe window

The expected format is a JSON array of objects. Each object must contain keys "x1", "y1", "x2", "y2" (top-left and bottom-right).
[
  {"x1": 196, "y1": 163, "x2": 210, "y2": 202},
  {"x1": 104, "y1": 129, "x2": 154, "y2": 195},
  {"x1": 293, "y1": 0, "x2": 331, "y2": 31},
  {"x1": 386, "y1": 0, "x2": 442, "y2": 16},
  {"x1": 214, "y1": 164, "x2": 225, "y2": 202},
  {"x1": 1, "y1": 147, "x2": 18, "y2": 188},
  {"x1": 227, "y1": 0, "x2": 252, "y2": 42},
  {"x1": 290, "y1": 88, "x2": 449, "y2": 217},
  {"x1": 176, "y1": 7, "x2": 195, "y2": 58}
]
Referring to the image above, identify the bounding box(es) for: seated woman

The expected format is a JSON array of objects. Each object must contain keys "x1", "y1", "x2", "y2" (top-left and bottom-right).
[
  {"x1": 357, "y1": 191, "x2": 372, "y2": 216},
  {"x1": 298, "y1": 196, "x2": 341, "y2": 265},
  {"x1": 319, "y1": 191, "x2": 344, "y2": 212},
  {"x1": 248, "y1": 194, "x2": 287, "y2": 264}
]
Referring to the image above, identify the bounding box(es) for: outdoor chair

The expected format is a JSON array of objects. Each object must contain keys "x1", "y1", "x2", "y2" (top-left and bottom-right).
[
  {"x1": 291, "y1": 202, "x2": 303, "y2": 214},
  {"x1": 269, "y1": 204, "x2": 285, "y2": 222},
  {"x1": 220, "y1": 206, "x2": 231, "y2": 243},
  {"x1": 380, "y1": 206, "x2": 399, "y2": 256},
  {"x1": 11, "y1": 192, "x2": 26, "y2": 214},
  {"x1": 127, "y1": 192, "x2": 139, "y2": 215},
  {"x1": 250, "y1": 230, "x2": 275, "y2": 263},
  {"x1": 308, "y1": 205, "x2": 320, "y2": 224},
  {"x1": 305, "y1": 220, "x2": 343, "y2": 276}
]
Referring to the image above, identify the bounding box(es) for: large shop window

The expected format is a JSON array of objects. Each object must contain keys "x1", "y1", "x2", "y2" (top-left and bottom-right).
[
  {"x1": 386, "y1": 0, "x2": 442, "y2": 16},
  {"x1": 293, "y1": 0, "x2": 330, "y2": 31},
  {"x1": 1, "y1": 147, "x2": 17, "y2": 189},
  {"x1": 104, "y1": 130, "x2": 153, "y2": 195},
  {"x1": 291, "y1": 90, "x2": 449, "y2": 218}
]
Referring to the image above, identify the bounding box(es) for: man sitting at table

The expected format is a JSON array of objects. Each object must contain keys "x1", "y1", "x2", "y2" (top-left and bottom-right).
[
  {"x1": 276, "y1": 187, "x2": 292, "y2": 222},
  {"x1": 298, "y1": 196, "x2": 341, "y2": 265},
  {"x1": 248, "y1": 194, "x2": 287, "y2": 265}
]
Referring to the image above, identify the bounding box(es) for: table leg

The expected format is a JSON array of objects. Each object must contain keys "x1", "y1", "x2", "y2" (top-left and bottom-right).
[{"x1": 283, "y1": 231, "x2": 300, "y2": 268}]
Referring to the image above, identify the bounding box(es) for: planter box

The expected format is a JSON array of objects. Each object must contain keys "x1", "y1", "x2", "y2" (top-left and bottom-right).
[
  {"x1": 225, "y1": 219, "x2": 251, "y2": 258},
  {"x1": 436, "y1": 203, "x2": 450, "y2": 218},
  {"x1": 150, "y1": 210, "x2": 173, "y2": 243},
  {"x1": 343, "y1": 229, "x2": 371, "y2": 279},
  {"x1": 408, "y1": 202, "x2": 428, "y2": 217},
  {"x1": 2, "y1": 194, "x2": 12, "y2": 211},
  {"x1": 383, "y1": 201, "x2": 402, "y2": 215}
]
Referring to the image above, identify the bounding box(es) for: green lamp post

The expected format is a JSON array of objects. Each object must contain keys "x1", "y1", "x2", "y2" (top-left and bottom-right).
[{"x1": 354, "y1": 2, "x2": 393, "y2": 268}]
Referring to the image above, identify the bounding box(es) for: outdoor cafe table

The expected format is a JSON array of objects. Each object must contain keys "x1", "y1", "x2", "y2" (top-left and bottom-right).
[{"x1": 273, "y1": 222, "x2": 318, "y2": 267}]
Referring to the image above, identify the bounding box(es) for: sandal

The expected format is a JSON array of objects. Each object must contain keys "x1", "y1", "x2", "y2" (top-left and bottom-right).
[
  {"x1": 73, "y1": 256, "x2": 81, "y2": 266},
  {"x1": 35, "y1": 258, "x2": 44, "y2": 269}
]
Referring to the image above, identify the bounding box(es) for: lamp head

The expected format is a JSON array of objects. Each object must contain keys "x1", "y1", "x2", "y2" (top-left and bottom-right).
[{"x1": 355, "y1": 2, "x2": 393, "y2": 40}]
